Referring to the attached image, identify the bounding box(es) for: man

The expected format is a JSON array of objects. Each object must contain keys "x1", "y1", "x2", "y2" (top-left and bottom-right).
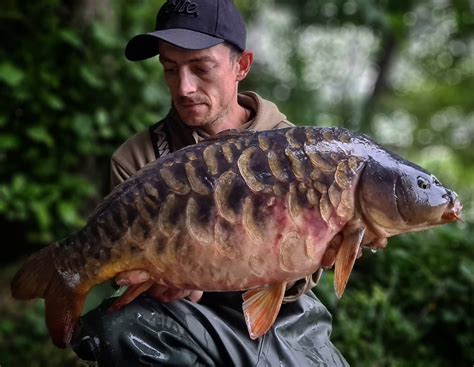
[{"x1": 72, "y1": 1, "x2": 349, "y2": 366}]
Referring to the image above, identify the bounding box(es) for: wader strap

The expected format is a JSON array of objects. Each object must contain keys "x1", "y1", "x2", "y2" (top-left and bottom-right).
[{"x1": 149, "y1": 120, "x2": 172, "y2": 159}]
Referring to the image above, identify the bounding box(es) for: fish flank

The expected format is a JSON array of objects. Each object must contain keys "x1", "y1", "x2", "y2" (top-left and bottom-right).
[{"x1": 10, "y1": 126, "x2": 462, "y2": 346}]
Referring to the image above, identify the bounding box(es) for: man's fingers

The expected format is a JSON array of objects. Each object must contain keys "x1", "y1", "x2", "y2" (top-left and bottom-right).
[
  {"x1": 187, "y1": 290, "x2": 203, "y2": 303},
  {"x1": 114, "y1": 272, "x2": 203, "y2": 303},
  {"x1": 146, "y1": 285, "x2": 173, "y2": 300},
  {"x1": 146, "y1": 287, "x2": 203, "y2": 303},
  {"x1": 115, "y1": 270, "x2": 150, "y2": 286}
]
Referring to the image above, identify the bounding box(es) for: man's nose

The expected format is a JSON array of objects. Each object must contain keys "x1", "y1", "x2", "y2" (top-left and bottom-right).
[{"x1": 177, "y1": 69, "x2": 196, "y2": 96}]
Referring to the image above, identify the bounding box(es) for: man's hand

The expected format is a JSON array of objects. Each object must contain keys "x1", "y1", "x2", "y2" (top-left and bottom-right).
[{"x1": 115, "y1": 270, "x2": 203, "y2": 303}]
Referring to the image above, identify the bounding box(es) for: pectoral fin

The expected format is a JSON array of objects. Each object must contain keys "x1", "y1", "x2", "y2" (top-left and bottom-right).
[
  {"x1": 334, "y1": 225, "x2": 366, "y2": 298},
  {"x1": 242, "y1": 283, "x2": 286, "y2": 340}
]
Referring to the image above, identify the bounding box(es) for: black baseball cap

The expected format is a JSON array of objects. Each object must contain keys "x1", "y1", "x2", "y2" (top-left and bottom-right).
[{"x1": 125, "y1": 0, "x2": 247, "y2": 61}]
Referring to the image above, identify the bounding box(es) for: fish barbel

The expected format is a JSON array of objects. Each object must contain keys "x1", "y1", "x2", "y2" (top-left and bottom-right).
[{"x1": 11, "y1": 127, "x2": 462, "y2": 348}]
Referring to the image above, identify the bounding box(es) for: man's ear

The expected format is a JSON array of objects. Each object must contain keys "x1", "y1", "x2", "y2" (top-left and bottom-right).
[{"x1": 236, "y1": 51, "x2": 254, "y2": 81}]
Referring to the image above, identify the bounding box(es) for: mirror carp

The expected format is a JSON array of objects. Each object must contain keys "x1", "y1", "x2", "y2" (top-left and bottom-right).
[{"x1": 11, "y1": 127, "x2": 462, "y2": 348}]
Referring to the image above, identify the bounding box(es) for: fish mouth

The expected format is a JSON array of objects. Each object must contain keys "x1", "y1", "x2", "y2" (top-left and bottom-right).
[{"x1": 441, "y1": 198, "x2": 463, "y2": 222}]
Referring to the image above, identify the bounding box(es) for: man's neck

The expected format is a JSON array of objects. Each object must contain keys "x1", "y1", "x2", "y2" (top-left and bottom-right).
[{"x1": 204, "y1": 103, "x2": 250, "y2": 136}]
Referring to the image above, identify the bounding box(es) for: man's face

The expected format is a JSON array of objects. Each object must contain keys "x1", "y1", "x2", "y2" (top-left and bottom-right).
[{"x1": 159, "y1": 42, "x2": 240, "y2": 129}]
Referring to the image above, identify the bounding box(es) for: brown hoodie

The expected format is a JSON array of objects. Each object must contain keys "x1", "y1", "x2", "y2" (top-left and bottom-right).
[
  {"x1": 110, "y1": 92, "x2": 291, "y2": 187},
  {"x1": 110, "y1": 91, "x2": 316, "y2": 300}
]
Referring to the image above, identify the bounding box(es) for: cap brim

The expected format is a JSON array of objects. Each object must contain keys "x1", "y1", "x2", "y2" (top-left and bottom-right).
[{"x1": 125, "y1": 29, "x2": 225, "y2": 61}]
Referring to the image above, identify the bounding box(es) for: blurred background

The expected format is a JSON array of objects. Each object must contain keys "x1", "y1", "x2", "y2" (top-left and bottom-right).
[{"x1": 0, "y1": 0, "x2": 473, "y2": 366}]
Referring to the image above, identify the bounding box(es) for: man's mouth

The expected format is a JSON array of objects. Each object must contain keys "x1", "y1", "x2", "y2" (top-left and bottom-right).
[
  {"x1": 182, "y1": 103, "x2": 201, "y2": 106},
  {"x1": 179, "y1": 100, "x2": 206, "y2": 107},
  {"x1": 180, "y1": 103, "x2": 206, "y2": 112}
]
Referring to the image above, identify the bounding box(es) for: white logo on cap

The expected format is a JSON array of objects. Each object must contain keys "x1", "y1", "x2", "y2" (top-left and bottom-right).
[{"x1": 163, "y1": 0, "x2": 199, "y2": 17}]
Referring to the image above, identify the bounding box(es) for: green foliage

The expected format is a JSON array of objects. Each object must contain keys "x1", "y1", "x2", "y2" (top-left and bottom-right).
[
  {"x1": 0, "y1": 0, "x2": 168, "y2": 244},
  {"x1": 1, "y1": 0, "x2": 472, "y2": 366},
  {"x1": 0, "y1": 300, "x2": 83, "y2": 367},
  {"x1": 316, "y1": 222, "x2": 474, "y2": 366}
]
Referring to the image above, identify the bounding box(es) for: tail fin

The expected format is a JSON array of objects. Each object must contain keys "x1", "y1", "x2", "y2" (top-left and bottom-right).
[
  {"x1": 44, "y1": 274, "x2": 86, "y2": 348},
  {"x1": 11, "y1": 245, "x2": 86, "y2": 348},
  {"x1": 11, "y1": 246, "x2": 55, "y2": 300}
]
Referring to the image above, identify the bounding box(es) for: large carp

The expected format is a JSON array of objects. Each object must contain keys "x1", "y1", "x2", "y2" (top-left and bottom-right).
[{"x1": 11, "y1": 127, "x2": 461, "y2": 348}]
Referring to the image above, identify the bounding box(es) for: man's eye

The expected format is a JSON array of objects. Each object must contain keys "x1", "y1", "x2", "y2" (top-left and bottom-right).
[
  {"x1": 193, "y1": 64, "x2": 213, "y2": 74},
  {"x1": 196, "y1": 67, "x2": 210, "y2": 74}
]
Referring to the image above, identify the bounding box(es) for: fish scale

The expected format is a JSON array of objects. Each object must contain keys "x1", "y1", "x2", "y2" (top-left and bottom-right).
[{"x1": 11, "y1": 127, "x2": 462, "y2": 348}]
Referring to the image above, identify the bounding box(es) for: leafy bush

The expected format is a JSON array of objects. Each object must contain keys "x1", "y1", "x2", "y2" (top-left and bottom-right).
[
  {"x1": 0, "y1": 0, "x2": 168, "y2": 247},
  {"x1": 316, "y1": 222, "x2": 474, "y2": 366},
  {"x1": 0, "y1": 2, "x2": 169, "y2": 365}
]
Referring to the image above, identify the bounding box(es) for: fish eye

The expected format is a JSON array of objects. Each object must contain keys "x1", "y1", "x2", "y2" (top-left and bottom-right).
[{"x1": 417, "y1": 176, "x2": 431, "y2": 190}]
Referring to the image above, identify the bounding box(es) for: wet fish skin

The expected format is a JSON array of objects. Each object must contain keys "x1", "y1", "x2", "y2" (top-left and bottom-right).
[{"x1": 10, "y1": 127, "x2": 461, "y2": 348}]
